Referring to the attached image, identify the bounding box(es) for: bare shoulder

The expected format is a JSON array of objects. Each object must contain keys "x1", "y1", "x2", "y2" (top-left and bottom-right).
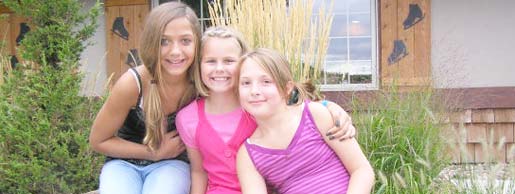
[
  {"x1": 307, "y1": 102, "x2": 334, "y2": 134},
  {"x1": 107, "y1": 69, "x2": 140, "y2": 108},
  {"x1": 237, "y1": 142, "x2": 249, "y2": 157},
  {"x1": 89, "y1": 69, "x2": 142, "y2": 142},
  {"x1": 237, "y1": 142, "x2": 254, "y2": 164}
]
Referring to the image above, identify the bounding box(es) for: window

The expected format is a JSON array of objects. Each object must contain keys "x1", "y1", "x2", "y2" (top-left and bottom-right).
[
  {"x1": 152, "y1": 0, "x2": 212, "y2": 31},
  {"x1": 315, "y1": 0, "x2": 378, "y2": 91},
  {"x1": 153, "y1": 0, "x2": 378, "y2": 91}
]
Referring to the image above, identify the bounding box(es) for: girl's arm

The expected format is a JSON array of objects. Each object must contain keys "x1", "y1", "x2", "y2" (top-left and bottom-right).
[
  {"x1": 319, "y1": 100, "x2": 356, "y2": 141},
  {"x1": 237, "y1": 145, "x2": 268, "y2": 194},
  {"x1": 88, "y1": 71, "x2": 183, "y2": 161},
  {"x1": 187, "y1": 147, "x2": 208, "y2": 194},
  {"x1": 309, "y1": 102, "x2": 375, "y2": 194}
]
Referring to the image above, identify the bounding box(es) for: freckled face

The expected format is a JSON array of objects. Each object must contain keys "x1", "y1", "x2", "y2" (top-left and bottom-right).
[
  {"x1": 201, "y1": 37, "x2": 242, "y2": 94},
  {"x1": 160, "y1": 17, "x2": 195, "y2": 77},
  {"x1": 238, "y1": 59, "x2": 284, "y2": 118}
]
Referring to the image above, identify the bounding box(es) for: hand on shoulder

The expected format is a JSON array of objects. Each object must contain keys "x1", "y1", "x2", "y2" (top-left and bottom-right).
[{"x1": 307, "y1": 102, "x2": 334, "y2": 135}]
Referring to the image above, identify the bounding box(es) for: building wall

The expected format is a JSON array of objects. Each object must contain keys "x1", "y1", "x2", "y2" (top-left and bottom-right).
[
  {"x1": 431, "y1": 0, "x2": 515, "y2": 163},
  {"x1": 80, "y1": 0, "x2": 152, "y2": 96},
  {"x1": 446, "y1": 108, "x2": 515, "y2": 163},
  {"x1": 431, "y1": 0, "x2": 515, "y2": 88},
  {"x1": 80, "y1": 0, "x2": 515, "y2": 93},
  {"x1": 80, "y1": 0, "x2": 107, "y2": 96}
]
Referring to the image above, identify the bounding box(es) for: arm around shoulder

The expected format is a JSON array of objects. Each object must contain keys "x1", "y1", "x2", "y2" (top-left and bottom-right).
[
  {"x1": 318, "y1": 100, "x2": 356, "y2": 140},
  {"x1": 237, "y1": 144, "x2": 267, "y2": 194},
  {"x1": 308, "y1": 102, "x2": 336, "y2": 133},
  {"x1": 309, "y1": 102, "x2": 375, "y2": 193}
]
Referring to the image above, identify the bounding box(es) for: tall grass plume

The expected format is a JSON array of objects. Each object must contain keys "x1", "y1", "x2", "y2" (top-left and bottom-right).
[
  {"x1": 351, "y1": 85, "x2": 450, "y2": 193},
  {"x1": 208, "y1": 0, "x2": 332, "y2": 83}
]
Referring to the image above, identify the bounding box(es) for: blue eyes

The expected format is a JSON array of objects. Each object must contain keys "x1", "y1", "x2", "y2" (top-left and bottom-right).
[{"x1": 181, "y1": 39, "x2": 192, "y2": 44}]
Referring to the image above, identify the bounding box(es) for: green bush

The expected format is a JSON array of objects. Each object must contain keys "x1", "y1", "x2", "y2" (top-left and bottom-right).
[
  {"x1": 0, "y1": 0, "x2": 104, "y2": 193},
  {"x1": 351, "y1": 86, "x2": 451, "y2": 194},
  {"x1": 0, "y1": 65, "x2": 104, "y2": 193}
]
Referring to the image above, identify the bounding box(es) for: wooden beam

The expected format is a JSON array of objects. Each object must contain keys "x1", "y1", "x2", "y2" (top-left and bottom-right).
[
  {"x1": 105, "y1": 3, "x2": 149, "y2": 85},
  {"x1": 379, "y1": 0, "x2": 399, "y2": 86},
  {"x1": 413, "y1": 0, "x2": 431, "y2": 83},
  {"x1": 324, "y1": 86, "x2": 515, "y2": 111}
]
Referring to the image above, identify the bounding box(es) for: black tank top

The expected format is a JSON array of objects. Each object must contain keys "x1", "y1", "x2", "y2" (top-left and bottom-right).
[{"x1": 106, "y1": 68, "x2": 188, "y2": 166}]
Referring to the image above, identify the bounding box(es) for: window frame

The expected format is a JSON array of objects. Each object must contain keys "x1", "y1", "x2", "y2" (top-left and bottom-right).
[{"x1": 320, "y1": 0, "x2": 379, "y2": 91}]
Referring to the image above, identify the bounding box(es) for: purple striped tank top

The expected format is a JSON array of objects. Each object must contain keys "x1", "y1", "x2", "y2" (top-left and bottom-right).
[{"x1": 244, "y1": 102, "x2": 350, "y2": 194}]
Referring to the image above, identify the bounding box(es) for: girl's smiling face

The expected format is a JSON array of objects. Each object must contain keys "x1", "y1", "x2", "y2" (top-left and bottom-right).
[
  {"x1": 159, "y1": 17, "x2": 196, "y2": 77},
  {"x1": 200, "y1": 37, "x2": 242, "y2": 94},
  {"x1": 238, "y1": 58, "x2": 285, "y2": 118}
]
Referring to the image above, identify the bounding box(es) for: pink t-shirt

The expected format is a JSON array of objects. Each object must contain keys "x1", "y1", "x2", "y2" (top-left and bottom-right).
[{"x1": 176, "y1": 100, "x2": 243, "y2": 149}]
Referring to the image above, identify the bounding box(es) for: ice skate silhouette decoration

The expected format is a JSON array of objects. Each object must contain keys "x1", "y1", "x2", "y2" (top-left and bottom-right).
[
  {"x1": 388, "y1": 39, "x2": 408, "y2": 65},
  {"x1": 126, "y1": 49, "x2": 141, "y2": 67},
  {"x1": 16, "y1": 23, "x2": 30, "y2": 45},
  {"x1": 112, "y1": 17, "x2": 129, "y2": 40},
  {"x1": 10, "y1": 55, "x2": 19, "y2": 69},
  {"x1": 403, "y1": 4, "x2": 425, "y2": 30}
]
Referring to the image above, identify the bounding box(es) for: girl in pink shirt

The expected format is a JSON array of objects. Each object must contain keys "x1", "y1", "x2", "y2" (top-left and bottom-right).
[
  {"x1": 176, "y1": 27, "x2": 356, "y2": 194},
  {"x1": 176, "y1": 26, "x2": 253, "y2": 194}
]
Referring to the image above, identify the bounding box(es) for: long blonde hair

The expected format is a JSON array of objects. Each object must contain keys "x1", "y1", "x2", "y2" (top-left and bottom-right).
[
  {"x1": 194, "y1": 26, "x2": 249, "y2": 96},
  {"x1": 139, "y1": 2, "x2": 201, "y2": 151},
  {"x1": 237, "y1": 48, "x2": 323, "y2": 106}
]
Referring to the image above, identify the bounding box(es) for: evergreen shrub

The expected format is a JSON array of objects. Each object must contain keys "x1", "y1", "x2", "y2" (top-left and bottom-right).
[{"x1": 0, "y1": 0, "x2": 104, "y2": 193}]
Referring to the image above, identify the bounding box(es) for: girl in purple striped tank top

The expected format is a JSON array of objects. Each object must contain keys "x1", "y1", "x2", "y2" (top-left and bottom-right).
[{"x1": 236, "y1": 48, "x2": 375, "y2": 194}]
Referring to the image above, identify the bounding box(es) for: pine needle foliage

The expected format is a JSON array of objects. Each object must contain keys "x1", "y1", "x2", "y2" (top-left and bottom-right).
[{"x1": 0, "y1": 0, "x2": 103, "y2": 193}]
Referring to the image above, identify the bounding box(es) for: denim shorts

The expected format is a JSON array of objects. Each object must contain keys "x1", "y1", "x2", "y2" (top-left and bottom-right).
[{"x1": 99, "y1": 159, "x2": 191, "y2": 194}]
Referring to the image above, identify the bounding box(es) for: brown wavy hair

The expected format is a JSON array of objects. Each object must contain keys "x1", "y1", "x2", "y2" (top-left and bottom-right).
[{"x1": 139, "y1": 2, "x2": 201, "y2": 151}]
